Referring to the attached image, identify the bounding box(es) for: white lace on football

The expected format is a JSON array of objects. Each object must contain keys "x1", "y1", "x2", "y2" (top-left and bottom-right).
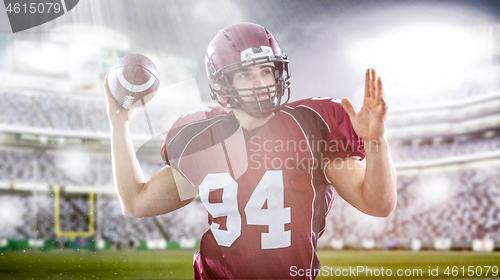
[{"x1": 122, "y1": 95, "x2": 135, "y2": 109}]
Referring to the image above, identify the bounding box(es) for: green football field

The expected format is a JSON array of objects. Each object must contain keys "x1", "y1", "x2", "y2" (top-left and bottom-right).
[{"x1": 0, "y1": 249, "x2": 499, "y2": 279}]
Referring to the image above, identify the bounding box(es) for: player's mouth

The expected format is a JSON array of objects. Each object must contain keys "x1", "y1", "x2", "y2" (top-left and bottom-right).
[{"x1": 256, "y1": 94, "x2": 270, "y2": 101}]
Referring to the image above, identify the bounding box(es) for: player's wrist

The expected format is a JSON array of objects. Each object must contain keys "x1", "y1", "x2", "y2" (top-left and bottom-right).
[
  {"x1": 364, "y1": 136, "x2": 388, "y2": 155},
  {"x1": 110, "y1": 119, "x2": 131, "y2": 130}
]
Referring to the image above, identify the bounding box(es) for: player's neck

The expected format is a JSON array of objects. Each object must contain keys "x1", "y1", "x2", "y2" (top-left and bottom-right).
[{"x1": 233, "y1": 109, "x2": 274, "y2": 131}]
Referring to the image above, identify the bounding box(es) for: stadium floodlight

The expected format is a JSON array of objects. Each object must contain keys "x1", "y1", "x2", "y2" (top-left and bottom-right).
[
  {"x1": 416, "y1": 175, "x2": 452, "y2": 206},
  {"x1": 55, "y1": 151, "x2": 91, "y2": 183},
  {"x1": 351, "y1": 22, "x2": 491, "y2": 96},
  {"x1": 13, "y1": 40, "x2": 68, "y2": 76},
  {"x1": 54, "y1": 186, "x2": 95, "y2": 240},
  {"x1": 193, "y1": 0, "x2": 243, "y2": 27},
  {"x1": 50, "y1": 24, "x2": 131, "y2": 50}
]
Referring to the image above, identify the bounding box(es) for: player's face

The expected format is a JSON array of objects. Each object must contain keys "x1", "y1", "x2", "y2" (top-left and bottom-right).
[{"x1": 231, "y1": 64, "x2": 276, "y2": 102}]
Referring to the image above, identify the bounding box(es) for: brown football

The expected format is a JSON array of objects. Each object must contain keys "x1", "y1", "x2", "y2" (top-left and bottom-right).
[{"x1": 107, "y1": 54, "x2": 160, "y2": 109}]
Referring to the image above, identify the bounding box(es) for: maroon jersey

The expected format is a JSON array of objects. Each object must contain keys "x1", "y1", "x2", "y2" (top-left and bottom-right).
[{"x1": 161, "y1": 97, "x2": 365, "y2": 279}]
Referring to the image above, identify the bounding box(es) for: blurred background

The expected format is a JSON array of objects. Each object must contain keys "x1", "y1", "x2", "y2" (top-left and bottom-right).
[{"x1": 0, "y1": 0, "x2": 499, "y2": 255}]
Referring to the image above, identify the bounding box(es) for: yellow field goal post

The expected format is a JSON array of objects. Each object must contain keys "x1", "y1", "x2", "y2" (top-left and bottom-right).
[{"x1": 54, "y1": 185, "x2": 94, "y2": 240}]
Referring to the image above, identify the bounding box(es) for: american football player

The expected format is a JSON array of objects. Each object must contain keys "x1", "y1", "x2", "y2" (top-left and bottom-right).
[{"x1": 105, "y1": 22, "x2": 397, "y2": 279}]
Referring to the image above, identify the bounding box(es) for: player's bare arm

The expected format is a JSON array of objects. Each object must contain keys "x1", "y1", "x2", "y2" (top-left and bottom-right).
[
  {"x1": 326, "y1": 68, "x2": 397, "y2": 217},
  {"x1": 104, "y1": 74, "x2": 194, "y2": 218}
]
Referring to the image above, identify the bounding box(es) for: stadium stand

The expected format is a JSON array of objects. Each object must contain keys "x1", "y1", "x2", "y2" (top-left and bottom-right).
[
  {"x1": 0, "y1": 149, "x2": 114, "y2": 186},
  {"x1": 0, "y1": 92, "x2": 49, "y2": 128},
  {"x1": 323, "y1": 167, "x2": 500, "y2": 243},
  {"x1": 391, "y1": 132, "x2": 500, "y2": 162},
  {"x1": 0, "y1": 91, "x2": 154, "y2": 135},
  {"x1": 0, "y1": 191, "x2": 208, "y2": 242}
]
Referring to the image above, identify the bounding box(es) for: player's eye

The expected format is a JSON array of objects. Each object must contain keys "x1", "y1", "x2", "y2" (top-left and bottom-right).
[
  {"x1": 237, "y1": 72, "x2": 250, "y2": 79},
  {"x1": 261, "y1": 67, "x2": 274, "y2": 77}
]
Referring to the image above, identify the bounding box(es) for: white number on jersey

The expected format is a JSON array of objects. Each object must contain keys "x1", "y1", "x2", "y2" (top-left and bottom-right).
[
  {"x1": 199, "y1": 170, "x2": 292, "y2": 249},
  {"x1": 199, "y1": 173, "x2": 241, "y2": 247},
  {"x1": 244, "y1": 170, "x2": 291, "y2": 249}
]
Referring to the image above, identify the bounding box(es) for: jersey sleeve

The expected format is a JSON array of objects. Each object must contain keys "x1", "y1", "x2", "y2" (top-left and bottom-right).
[
  {"x1": 160, "y1": 106, "x2": 235, "y2": 169},
  {"x1": 326, "y1": 100, "x2": 365, "y2": 160},
  {"x1": 291, "y1": 97, "x2": 365, "y2": 161},
  {"x1": 161, "y1": 107, "x2": 215, "y2": 168}
]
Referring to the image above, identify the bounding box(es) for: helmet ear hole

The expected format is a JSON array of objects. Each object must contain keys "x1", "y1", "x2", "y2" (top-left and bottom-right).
[
  {"x1": 209, "y1": 91, "x2": 217, "y2": 101},
  {"x1": 279, "y1": 70, "x2": 287, "y2": 82}
]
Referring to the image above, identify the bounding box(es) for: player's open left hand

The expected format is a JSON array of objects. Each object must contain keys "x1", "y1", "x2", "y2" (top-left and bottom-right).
[
  {"x1": 341, "y1": 69, "x2": 388, "y2": 142},
  {"x1": 104, "y1": 73, "x2": 144, "y2": 126}
]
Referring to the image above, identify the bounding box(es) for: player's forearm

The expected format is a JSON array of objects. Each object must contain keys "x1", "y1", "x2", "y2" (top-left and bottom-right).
[
  {"x1": 110, "y1": 122, "x2": 147, "y2": 214},
  {"x1": 362, "y1": 137, "x2": 397, "y2": 217}
]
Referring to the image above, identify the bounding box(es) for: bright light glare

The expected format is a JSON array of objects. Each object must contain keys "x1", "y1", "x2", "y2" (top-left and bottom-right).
[
  {"x1": 51, "y1": 25, "x2": 130, "y2": 50},
  {"x1": 416, "y1": 176, "x2": 452, "y2": 206},
  {"x1": 193, "y1": 0, "x2": 243, "y2": 26},
  {"x1": 16, "y1": 41, "x2": 68, "y2": 75},
  {"x1": 0, "y1": 199, "x2": 24, "y2": 228},
  {"x1": 352, "y1": 23, "x2": 492, "y2": 95},
  {"x1": 56, "y1": 151, "x2": 90, "y2": 180}
]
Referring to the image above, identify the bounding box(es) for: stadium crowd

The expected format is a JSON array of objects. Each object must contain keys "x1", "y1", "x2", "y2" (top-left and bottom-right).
[
  {"x1": 390, "y1": 133, "x2": 500, "y2": 162},
  {"x1": 323, "y1": 168, "x2": 500, "y2": 243}
]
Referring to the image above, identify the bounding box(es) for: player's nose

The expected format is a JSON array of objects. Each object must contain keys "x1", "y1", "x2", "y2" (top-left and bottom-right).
[{"x1": 252, "y1": 75, "x2": 267, "y2": 88}]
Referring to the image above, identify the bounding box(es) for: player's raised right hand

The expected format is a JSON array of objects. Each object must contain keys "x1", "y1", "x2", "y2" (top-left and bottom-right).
[
  {"x1": 341, "y1": 69, "x2": 387, "y2": 142},
  {"x1": 104, "y1": 73, "x2": 144, "y2": 126}
]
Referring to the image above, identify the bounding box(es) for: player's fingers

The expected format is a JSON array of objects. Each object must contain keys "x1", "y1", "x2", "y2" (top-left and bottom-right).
[
  {"x1": 366, "y1": 69, "x2": 375, "y2": 100},
  {"x1": 379, "y1": 95, "x2": 388, "y2": 119},
  {"x1": 103, "y1": 73, "x2": 124, "y2": 113},
  {"x1": 370, "y1": 69, "x2": 377, "y2": 100},
  {"x1": 140, "y1": 98, "x2": 148, "y2": 108},
  {"x1": 364, "y1": 69, "x2": 370, "y2": 100},
  {"x1": 377, "y1": 76, "x2": 384, "y2": 106},
  {"x1": 103, "y1": 72, "x2": 108, "y2": 88},
  {"x1": 103, "y1": 73, "x2": 109, "y2": 92},
  {"x1": 341, "y1": 99, "x2": 356, "y2": 119},
  {"x1": 103, "y1": 74, "x2": 114, "y2": 103}
]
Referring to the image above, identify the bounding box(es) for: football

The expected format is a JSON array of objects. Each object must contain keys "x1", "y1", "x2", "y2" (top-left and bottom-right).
[{"x1": 107, "y1": 54, "x2": 160, "y2": 109}]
